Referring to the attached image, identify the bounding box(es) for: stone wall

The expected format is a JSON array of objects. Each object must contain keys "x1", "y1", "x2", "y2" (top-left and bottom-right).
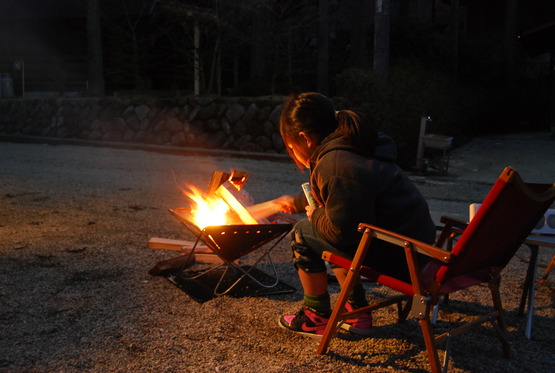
[{"x1": 0, "y1": 96, "x2": 287, "y2": 154}]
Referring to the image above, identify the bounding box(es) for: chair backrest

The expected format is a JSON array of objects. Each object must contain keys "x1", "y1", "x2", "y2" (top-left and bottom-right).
[
  {"x1": 470, "y1": 204, "x2": 555, "y2": 236},
  {"x1": 434, "y1": 167, "x2": 555, "y2": 284}
]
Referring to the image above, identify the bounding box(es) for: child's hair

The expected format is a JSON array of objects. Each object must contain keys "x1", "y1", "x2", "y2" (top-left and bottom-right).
[{"x1": 279, "y1": 92, "x2": 378, "y2": 167}]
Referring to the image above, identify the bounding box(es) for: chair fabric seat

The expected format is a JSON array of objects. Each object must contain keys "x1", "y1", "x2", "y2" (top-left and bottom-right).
[
  {"x1": 325, "y1": 251, "x2": 415, "y2": 296},
  {"x1": 421, "y1": 259, "x2": 493, "y2": 295},
  {"x1": 329, "y1": 252, "x2": 493, "y2": 297}
]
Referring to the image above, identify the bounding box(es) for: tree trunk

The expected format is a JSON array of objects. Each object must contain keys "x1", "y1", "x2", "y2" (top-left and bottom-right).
[
  {"x1": 317, "y1": 0, "x2": 330, "y2": 94},
  {"x1": 450, "y1": 0, "x2": 459, "y2": 83},
  {"x1": 348, "y1": 0, "x2": 372, "y2": 68},
  {"x1": 208, "y1": 0, "x2": 222, "y2": 95},
  {"x1": 250, "y1": 6, "x2": 268, "y2": 81},
  {"x1": 86, "y1": 0, "x2": 105, "y2": 96},
  {"x1": 503, "y1": 0, "x2": 518, "y2": 86},
  {"x1": 194, "y1": 21, "x2": 200, "y2": 96},
  {"x1": 415, "y1": 0, "x2": 434, "y2": 23},
  {"x1": 373, "y1": 0, "x2": 390, "y2": 73}
]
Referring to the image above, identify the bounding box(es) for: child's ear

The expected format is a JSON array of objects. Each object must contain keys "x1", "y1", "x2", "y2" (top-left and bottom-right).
[{"x1": 299, "y1": 132, "x2": 318, "y2": 149}]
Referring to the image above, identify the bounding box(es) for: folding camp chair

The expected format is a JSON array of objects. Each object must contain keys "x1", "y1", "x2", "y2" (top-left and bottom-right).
[{"x1": 316, "y1": 167, "x2": 555, "y2": 373}]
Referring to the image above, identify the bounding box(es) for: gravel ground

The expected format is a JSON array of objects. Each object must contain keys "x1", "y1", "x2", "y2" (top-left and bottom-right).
[{"x1": 1, "y1": 133, "x2": 554, "y2": 373}]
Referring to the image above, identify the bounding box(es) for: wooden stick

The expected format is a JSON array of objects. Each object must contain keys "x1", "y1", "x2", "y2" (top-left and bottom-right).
[{"x1": 215, "y1": 183, "x2": 259, "y2": 224}]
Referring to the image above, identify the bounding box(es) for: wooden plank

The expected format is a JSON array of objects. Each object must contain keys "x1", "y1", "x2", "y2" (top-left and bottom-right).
[
  {"x1": 215, "y1": 182, "x2": 259, "y2": 224},
  {"x1": 195, "y1": 253, "x2": 227, "y2": 264},
  {"x1": 147, "y1": 237, "x2": 210, "y2": 252},
  {"x1": 207, "y1": 170, "x2": 231, "y2": 195},
  {"x1": 147, "y1": 237, "x2": 226, "y2": 264}
]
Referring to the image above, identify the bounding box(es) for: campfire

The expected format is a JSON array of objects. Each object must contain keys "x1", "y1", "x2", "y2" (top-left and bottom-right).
[
  {"x1": 174, "y1": 169, "x2": 289, "y2": 228},
  {"x1": 146, "y1": 169, "x2": 295, "y2": 297},
  {"x1": 148, "y1": 169, "x2": 295, "y2": 292}
]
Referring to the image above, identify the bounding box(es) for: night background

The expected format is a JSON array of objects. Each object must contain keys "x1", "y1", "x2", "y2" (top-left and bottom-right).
[
  {"x1": 0, "y1": 0, "x2": 554, "y2": 158},
  {"x1": 1, "y1": 2, "x2": 555, "y2": 372}
]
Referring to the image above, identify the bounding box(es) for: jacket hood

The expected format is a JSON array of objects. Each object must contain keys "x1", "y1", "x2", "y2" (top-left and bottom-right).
[{"x1": 312, "y1": 131, "x2": 398, "y2": 164}]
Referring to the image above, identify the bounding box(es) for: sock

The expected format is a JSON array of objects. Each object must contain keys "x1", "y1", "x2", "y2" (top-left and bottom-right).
[
  {"x1": 304, "y1": 293, "x2": 331, "y2": 317},
  {"x1": 348, "y1": 283, "x2": 368, "y2": 309}
]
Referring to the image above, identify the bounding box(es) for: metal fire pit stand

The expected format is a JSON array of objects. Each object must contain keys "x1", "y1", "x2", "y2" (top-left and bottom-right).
[{"x1": 169, "y1": 209, "x2": 292, "y2": 296}]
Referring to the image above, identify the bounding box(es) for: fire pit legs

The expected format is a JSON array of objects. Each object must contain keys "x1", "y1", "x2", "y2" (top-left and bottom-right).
[
  {"x1": 181, "y1": 225, "x2": 288, "y2": 296},
  {"x1": 210, "y1": 235, "x2": 284, "y2": 296},
  {"x1": 165, "y1": 208, "x2": 293, "y2": 297}
]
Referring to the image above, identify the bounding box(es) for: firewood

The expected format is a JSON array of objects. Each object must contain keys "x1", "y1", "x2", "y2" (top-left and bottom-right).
[
  {"x1": 148, "y1": 237, "x2": 227, "y2": 265},
  {"x1": 147, "y1": 237, "x2": 210, "y2": 252},
  {"x1": 215, "y1": 182, "x2": 259, "y2": 224},
  {"x1": 207, "y1": 170, "x2": 231, "y2": 195}
]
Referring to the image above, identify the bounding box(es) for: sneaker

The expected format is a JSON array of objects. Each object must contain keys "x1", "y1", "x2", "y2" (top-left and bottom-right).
[
  {"x1": 340, "y1": 302, "x2": 373, "y2": 336},
  {"x1": 278, "y1": 306, "x2": 329, "y2": 338}
]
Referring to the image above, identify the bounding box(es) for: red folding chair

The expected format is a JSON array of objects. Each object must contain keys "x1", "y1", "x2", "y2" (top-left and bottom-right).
[{"x1": 316, "y1": 167, "x2": 555, "y2": 372}]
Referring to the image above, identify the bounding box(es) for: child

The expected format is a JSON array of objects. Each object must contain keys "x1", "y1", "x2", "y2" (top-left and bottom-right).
[{"x1": 274, "y1": 92, "x2": 436, "y2": 337}]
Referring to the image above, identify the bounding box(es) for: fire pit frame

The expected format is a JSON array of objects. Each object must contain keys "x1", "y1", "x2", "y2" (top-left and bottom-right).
[{"x1": 169, "y1": 208, "x2": 293, "y2": 296}]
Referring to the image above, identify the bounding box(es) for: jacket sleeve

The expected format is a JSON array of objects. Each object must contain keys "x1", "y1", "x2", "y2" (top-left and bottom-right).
[{"x1": 311, "y1": 175, "x2": 377, "y2": 248}]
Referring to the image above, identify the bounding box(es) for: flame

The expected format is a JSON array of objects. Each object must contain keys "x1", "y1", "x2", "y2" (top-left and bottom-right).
[{"x1": 182, "y1": 185, "x2": 229, "y2": 228}]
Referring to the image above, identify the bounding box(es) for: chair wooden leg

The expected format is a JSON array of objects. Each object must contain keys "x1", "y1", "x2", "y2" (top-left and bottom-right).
[
  {"x1": 398, "y1": 297, "x2": 412, "y2": 323},
  {"x1": 540, "y1": 253, "x2": 555, "y2": 282},
  {"x1": 419, "y1": 318, "x2": 442, "y2": 373},
  {"x1": 318, "y1": 227, "x2": 373, "y2": 354},
  {"x1": 488, "y1": 276, "x2": 512, "y2": 359},
  {"x1": 316, "y1": 267, "x2": 358, "y2": 354}
]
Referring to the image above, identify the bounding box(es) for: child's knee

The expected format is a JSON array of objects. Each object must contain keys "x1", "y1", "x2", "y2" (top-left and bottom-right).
[{"x1": 290, "y1": 241, "x2": 327, "y2": 273}]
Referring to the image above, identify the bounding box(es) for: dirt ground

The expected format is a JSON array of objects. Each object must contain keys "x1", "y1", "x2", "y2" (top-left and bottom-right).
[{"x1": 1, "y1": 132, "x2": 554, "y2": 372}]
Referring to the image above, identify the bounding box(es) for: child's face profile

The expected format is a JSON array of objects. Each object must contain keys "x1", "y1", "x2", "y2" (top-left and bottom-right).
[
  {"x1": 287, "y1": 131, "x2": 318, "y2": 169},
  {"x1": 288, "y1": 142, "x2": 311, "y2": 169}
]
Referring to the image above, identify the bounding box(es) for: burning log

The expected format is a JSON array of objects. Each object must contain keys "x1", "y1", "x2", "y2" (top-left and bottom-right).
[
  {"x1": 214, "y1": 182, "x2": 259, "y2": 224},
  {"x1": 207, "y1": 170, "x2": 231, "y2": 195}
]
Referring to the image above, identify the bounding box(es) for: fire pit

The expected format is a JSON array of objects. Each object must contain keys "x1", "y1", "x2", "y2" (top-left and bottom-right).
[{"x1": 150, "y1": 170, "x2": 295, "y2": 300}]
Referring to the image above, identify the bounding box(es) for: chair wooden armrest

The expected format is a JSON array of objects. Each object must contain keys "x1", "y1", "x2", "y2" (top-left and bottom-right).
[
  {"x1": 359, "y1": 223, "x2": 451, "y2": 263},
  {"x1": 440, "y1": 215, "x2": 468, "y2": 229},
  {"x1": 436, "y1": 216, "x2": 468, "y2": 249}
]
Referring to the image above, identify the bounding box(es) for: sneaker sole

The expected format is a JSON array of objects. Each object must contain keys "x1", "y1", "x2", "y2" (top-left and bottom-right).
[
  {"x1": 277, "y1": 317, "x2": 323, "y2": 339},
  {"x1": 339, "y1": 322, "x2": 373, "y2": 336}
]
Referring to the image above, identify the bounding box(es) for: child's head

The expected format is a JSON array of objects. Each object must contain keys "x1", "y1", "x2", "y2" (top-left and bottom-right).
[
  {"x1": 279, "y1": 92, "x2": 338, "y2": 168},
  {"x1": 279, "y1": 92, "x2": 378, "y2": 169}
]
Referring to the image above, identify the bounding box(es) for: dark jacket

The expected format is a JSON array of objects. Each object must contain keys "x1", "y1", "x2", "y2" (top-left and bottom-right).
[{"x1": 307, "y1": 131, "x2": 436, "y2": 279}]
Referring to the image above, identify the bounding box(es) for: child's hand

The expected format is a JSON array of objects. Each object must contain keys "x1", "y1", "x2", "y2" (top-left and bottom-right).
[
  {"x1": 305, "y1": 205, "x2": 316, "y2": 221},
  {"x1": 273, "y1": 195, "x2": 297, "y2": 214}
]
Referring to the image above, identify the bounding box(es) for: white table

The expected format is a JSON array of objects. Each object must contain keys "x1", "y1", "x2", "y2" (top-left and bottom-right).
[{"x1": 518, "y1": 234, "x2": 555, "y2": 339}]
